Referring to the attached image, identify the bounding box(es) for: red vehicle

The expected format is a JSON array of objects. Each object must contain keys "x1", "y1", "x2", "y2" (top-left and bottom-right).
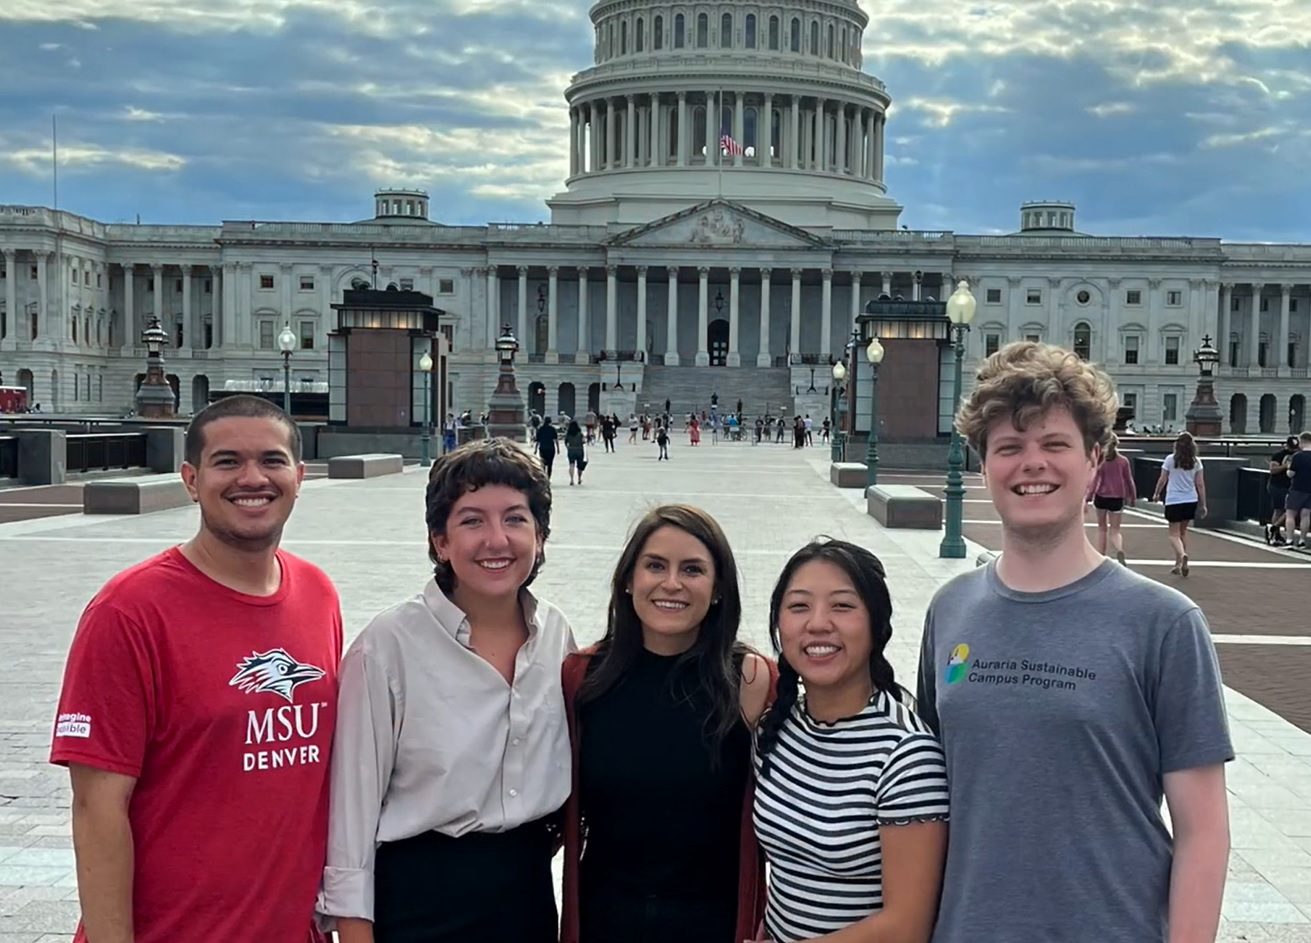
[{"x1": 0, "y1": 386, "x2": 29, "y2": 414}]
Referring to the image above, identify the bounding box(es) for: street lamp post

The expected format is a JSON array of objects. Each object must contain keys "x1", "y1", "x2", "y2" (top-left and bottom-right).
[
  {"x1": 277, "y1": 323, "x2": 297, "y2": 416},
  {"x1": 419, "y1": 350, "x2": 434, "y2": 466},
  {"x1": 865, "y1": 336, "x2": 884, "y2": 487},
  {"x1": 1185, "y1": 334, "x2": 1222, "y2": 436},
  {"x1": 939, "y1": 279, "x2": 977, "y2": 558},
  {"x1": 830, "y1": 359, "x2": 847, "y2": 462}
]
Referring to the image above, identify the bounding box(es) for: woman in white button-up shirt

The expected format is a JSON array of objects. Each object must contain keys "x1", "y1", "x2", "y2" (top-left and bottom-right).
[{"x1": 320, "y1": 439, "x2": 574, "y2": 943}]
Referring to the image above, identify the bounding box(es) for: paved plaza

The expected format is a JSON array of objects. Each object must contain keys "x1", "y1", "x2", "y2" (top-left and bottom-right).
[{"x1": 1, "y1": 438, "x2": 1310, "y2": 940}]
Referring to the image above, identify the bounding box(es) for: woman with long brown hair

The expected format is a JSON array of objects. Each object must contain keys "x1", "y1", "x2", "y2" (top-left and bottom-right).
[
  {"x1": 1152, "y1": 432, "x2": 1208, "y2": 576},
  {"x1": 1086, "y1": 432, "x2": 1137, "y2": 565},
  {"x1": 560, "y1": 505, "x2": 775, "y2": 943}
]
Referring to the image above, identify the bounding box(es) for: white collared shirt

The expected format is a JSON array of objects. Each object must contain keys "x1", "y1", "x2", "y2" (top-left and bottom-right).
[{"x1": 319, "y1": 581, "x2": 575, "y2": 921}]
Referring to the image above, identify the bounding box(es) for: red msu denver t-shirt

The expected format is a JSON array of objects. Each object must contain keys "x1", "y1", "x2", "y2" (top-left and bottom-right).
[{"x1": 51, "y1": 547, "x2": 342, "y2": 943}]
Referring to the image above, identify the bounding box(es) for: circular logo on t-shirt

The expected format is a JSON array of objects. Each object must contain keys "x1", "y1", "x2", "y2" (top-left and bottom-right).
[{"x1": 945, "y1": 643, "x2": 971, "y2": 684}]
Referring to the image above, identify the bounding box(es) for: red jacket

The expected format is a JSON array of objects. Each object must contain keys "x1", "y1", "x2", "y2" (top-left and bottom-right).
[{"x1": 559, "y1": 646, "x2": 779, "y2": 943}]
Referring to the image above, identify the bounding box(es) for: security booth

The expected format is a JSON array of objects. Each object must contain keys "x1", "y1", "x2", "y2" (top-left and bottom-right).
[
  {"x1": 327, "y1": 288, "x2": 449, "y2": 440},
  {"x1": 852, "y1": 297, "x2": 952, "y2": 443}
]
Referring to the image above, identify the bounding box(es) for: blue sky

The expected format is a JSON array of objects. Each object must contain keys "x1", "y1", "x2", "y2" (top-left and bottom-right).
[{"x1": 2, "y1": 0, "x2": 1308, "y2": 241}]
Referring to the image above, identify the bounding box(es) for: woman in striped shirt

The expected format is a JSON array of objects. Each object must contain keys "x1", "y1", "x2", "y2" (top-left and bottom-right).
[{"x1": 753, "y1": 539, "x2": 949, "y2": 943}]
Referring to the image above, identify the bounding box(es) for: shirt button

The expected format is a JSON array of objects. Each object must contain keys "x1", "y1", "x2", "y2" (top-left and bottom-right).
[
  {"x1": 512, "y1": 738, "x2": 521, "y2": 746},
  {"x1": 509, "y1": 788, "x2": 519, "y2": 798}
]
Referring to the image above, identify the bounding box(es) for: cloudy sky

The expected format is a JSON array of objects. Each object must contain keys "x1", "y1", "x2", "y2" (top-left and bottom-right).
[{"x1": 1, "y1": 0, "x2": 1307, "y2": 241}]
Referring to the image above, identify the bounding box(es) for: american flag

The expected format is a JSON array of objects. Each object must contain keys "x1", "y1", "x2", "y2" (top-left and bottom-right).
[{"x1": 719, "y1": 132, "x2": 744, "y2": 156}]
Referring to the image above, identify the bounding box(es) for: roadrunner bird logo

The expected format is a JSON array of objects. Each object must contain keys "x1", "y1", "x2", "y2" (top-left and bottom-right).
[{"x1": 229, "y1": 649, "x2": 326, "y2": 703}]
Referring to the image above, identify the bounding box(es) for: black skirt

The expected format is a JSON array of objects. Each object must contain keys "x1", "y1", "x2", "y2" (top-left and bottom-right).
[
  {"x1": 373, "y1": 819, "x2": 558, "y2": 943},
  {"x1": 1093, "y1": 495, "x2": 1124, "y2": 512}
]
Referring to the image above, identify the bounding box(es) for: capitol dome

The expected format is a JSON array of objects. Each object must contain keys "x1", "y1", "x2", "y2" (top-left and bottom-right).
[{"x1": 547, "y1": 0, "x2": 900, "y2": 229}]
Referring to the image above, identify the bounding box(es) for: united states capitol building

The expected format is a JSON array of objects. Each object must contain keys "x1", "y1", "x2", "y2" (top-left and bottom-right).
[{"x1": 1, "y1": 0, "x2": 1308, "y2": 435}]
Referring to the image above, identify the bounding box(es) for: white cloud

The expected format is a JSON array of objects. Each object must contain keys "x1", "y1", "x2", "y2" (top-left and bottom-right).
[
  {"x1": 1, "y1": 142, "x2": 186, "y2": 175},
  {"x1": 900, "y1": 97, "x2": 1009, "y2": 128},
  {"x1": 1088, "y1": 102, "x2": 1135, "y2": 117},
  {"x1": 122, "y1": 106, "x2": 166, "y2": 122},
  {"x1": 1200, "y1": 126, "x2": 1285, "y2": 149}
]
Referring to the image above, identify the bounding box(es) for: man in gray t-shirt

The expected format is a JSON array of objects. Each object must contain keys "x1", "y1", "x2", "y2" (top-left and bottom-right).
[{"x1": 918, "y1": 341, "x2": 1233, "y2": 943}]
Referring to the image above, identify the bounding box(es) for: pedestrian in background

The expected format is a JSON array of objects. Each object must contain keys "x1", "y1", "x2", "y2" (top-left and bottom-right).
[
  {"x1": 1151, "y1": 432, "x2": 1207, "y2": 576},
  {"x1": 535, "y1": 415, "x2": 559, "y2": 477},
  {"x1": 1266, "y1": 436, "x2": 1297, "y2": 545},
  {"x1": 1086, "y1": 432, "x2": 1136, "y2": 565},
  {"x1": 1285, "y1": 431, "x2": 1311, "y2": 549},
  {"x1": 566, "y1": 419, "x2": 587, "y2": 486},
  {"x1": 655, "y1": 423, "x2": 671, "y2": 461}
]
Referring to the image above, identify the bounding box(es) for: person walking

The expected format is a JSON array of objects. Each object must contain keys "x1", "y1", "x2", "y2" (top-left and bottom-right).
[
  {"x1": 655, "y1": 423, "x2": 670, "y2": 461},
  {"x1": 565, "y1": 419, "x2": 588, "y2": 486},
  {"x1": 628, "y1": 413, "x2": 639, "y2": 444},
  {"x1": 1266, "y1": 436, "x2": 1297, "y2": 545},
  {"x1": 535, "y1": 415, "x2": 559, "y2": 477},
  {"x1": 529, "y1": 411, "x2": 542, "y2": 454},
  {"x1": 775, "y1": 415, "x2": 786, "y2": 444},
  {"x1": 1086, "y1": 432, "x2": 1136, "y2": 565},
  {"x1": 52, "y1": 395, "x2": 343, "y2": 943},
  {"x1": 803, "y1": 415, "x2": 814, "y2": 446},
  {"x1": 688, "y1": 415, "x2": 701, "y2": 446},
  {"x1": 1285, "y1": 431, "x2": 1311, "y2": 549},
  {"x1": 1151, "y1": 432, "x2": 1207, "y2": 576}
]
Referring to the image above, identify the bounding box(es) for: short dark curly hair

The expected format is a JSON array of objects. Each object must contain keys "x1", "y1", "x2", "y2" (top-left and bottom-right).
[{"x1": 424, "y1": 438, "x2": 552, "y2": 592}]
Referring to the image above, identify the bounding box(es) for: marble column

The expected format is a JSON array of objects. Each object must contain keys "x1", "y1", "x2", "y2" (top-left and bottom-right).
[
  {"x1": 320, "y1": 266, "x2": 333, "y2": 348},
  {"x1": 517, "y1": 266, "x2": 529, "y2": 351},
  {"x1": 486, "y1": 267, "x2": 499, "y2": 346},
  {"x1": 636, "y1": 266, "x2": 648, "y2": 360},
  {"x1": 1105, "y1": 278, "x2": 1121, "y2": 365},
  {"x1": 705, "y1": 90, "x2": 716, "y2": 165},
  {"x1": 866, "y1": 110, "x2": 876, "y2": 180},
  {"x1": 589, "y1": 104, "x2": 600, "y2": 172},
  {"x1": 665, "y1": 266, "x2": 680, "y2": 365},
  {"x1": 1219, "y1": 283, "x2": 1232, "y2": 365},
  {"x1": 677, "y1": 92, "x2": 688, "y2": 166},
  {"x1": 789, "y1": 268, "x2": 802, "y2": 359},
  {"x1": 35, "y1": 254, "x2": 48, "y2": 343},
  {"x1": 546, "y1": 266, "x2": 560, "y2": 363},
  {"x1": 696, "y1": 266, "x2": 710, "y2": 366},
  {"x1": 651, "y1": 93, "x2": 662, "y2": 167},
  {"x1": 605, "y1": 265, "x2": 618, "y2": 356},
  {"x1": 849, "y1": 271, "x2": 862, "y2": 331},
  {"x1": 727, "y1": 267, "x2": 741, "y2": 366},
  {"x1": 820, "y1": 268, "x2": 833, "y2": 358},
  {"x1": 762, "y1": 93, "x2": 773, "y2": 167},
  {"x1": 182, "y1": 266, "x2": 194, "y2": 350},
  {"x1": 606, "y1": 99, "x2": 616, "y2": 169},
  {"x1": 733, "y1": 92, "x2": 744, "y2": 167},
  {"x1": 152, "y1": 264, "x2": 164, "y2": 329},
  {"x1": 812, "y1": 100, "x2": 823, "y2": 170},
  {"x1": 577, "y1": 267, "x2": 591, "y2": 363},
  {"x1": 626, "y1": 96, "x2": 637, "y2": 168},
  {"x1": 3, "y1": 251, "x2": 16, "y2": 342},
  {"x1": 1279, "y1": 284, "x2": 1292, "y2": 372},
  {"x1": 569, "y1": 108, "x2": 579, "y2": 176},
  {"x1": 757, "y1": 268, "x2": 772, "y2": 366},
  {"x1": 875, "y1": 114, "x2": 885, "y2": 181},
  {"x1": 789, "y1": 97, "x2": 800, "y2": 169},
  {"x1": 1248, "y1": 283, "x2": 1263, "y2": 367},
  {"x1": 835, "y1": 102, "x2": 847, "y2": 174}
]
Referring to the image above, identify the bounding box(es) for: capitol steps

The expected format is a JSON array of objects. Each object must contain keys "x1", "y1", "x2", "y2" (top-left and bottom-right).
[{"x1": 636, "y1": 365, "x2": 794, "y2": 420}]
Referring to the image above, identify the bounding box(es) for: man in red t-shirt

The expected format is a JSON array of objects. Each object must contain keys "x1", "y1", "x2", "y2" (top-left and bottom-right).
[{"x1": 51, "y1": 395, "x2": 343, "y2": 943}]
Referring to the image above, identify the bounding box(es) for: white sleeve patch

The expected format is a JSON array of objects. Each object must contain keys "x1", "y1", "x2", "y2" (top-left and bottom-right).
[{"x1": 55, "y1": 713, "x2": 92, "y2": 739}]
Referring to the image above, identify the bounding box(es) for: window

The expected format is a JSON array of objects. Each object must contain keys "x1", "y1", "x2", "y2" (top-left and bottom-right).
[
  {"x1": 146, "y1": 280, "x2": 154, "y2": 293},
  {"x1": 621, "y1": 19, "x2": 627, "y2": 53},
  {"x1": 674, "y1": 13, "x2": 684, "y2": 47},
  {"x1": 1124, "y1": 335, "x2": 1140, "y2": 364},
  {"x1": 1289, "y1": 340, "x2": 1297, "y2": 368},
  {"x1": 203, "y1": 321, "x2": 213, "y2": 349},
  {"x1": 175, "y1": 321, "x2": 184, "y2": 348},
  {"x1": 1163, "y1": 392, "x2": 1178, "y2": 422},
  {"x1": 1165, "y1": 336, "x2": 1180, "y2": 365},
  {"x1": 1292, "y1": 299, "x2": 1299, "y2": 312},
  {"x1": 984, "y1": 333, "x2": 1000, "y2": 356},
  {"x1": 96, "y1": 273, "x2": 102, "y2": 288},
  {"x1": 1260, "y1": 297, "x2": 1269, "y2": 312},
  {"x1": 636, "y1": 17, "x2": 644, "y2": 51},
  {"x1": 986, "y1": 288, "x2": 1001, "y2": 304},
  {"x1": 1073, "y1": 322, "x2": 1091, "y2": 360},
  {"x1": 745, "y1": 13, "x2": 756, "y2": 47},
  {"x1": 72, "y1": 319, "x2": 78, "y2": 343},
  {"x1": 258, "y1": 321, "x2": 274, "y2": 349},
  {"x1": 810, "y1": 21, "x2": 819, "y2": 54},
  {"x1": 1258, "y1": 340, "x2": 1268, "y2": 367},
  {"x1": 175, "y1": 278, "x2": 183, "y2": 292},
  {"x1": 1026, "y1": 289, "x2": 1042, "y2": 305},
  {"x1": 84, "y1": 271, "x2": 91, "y2": 286},
  {"x1": 1231, "y1": 296, "x2": 1240, "y2": 311},
  {"x1": 1166, "y1": 290, "x2": 1182, "y2": 306},
  {"x1": 769, "y1": 15, "x2": 779, "y2": 49},
  {"x1": 299, "y1": 275, "x2": 315, "y2": 291},
  {"x1": 721, "y1": 12, "x2": 732, "y2": 46},
  {"x1": 204, "y1": 279, "x2": 212, "y2": 294},
  {"x1": 30, "y1": 265, "x2": 37, "y2": 279},
  {"x1": 827, "y1": 23, "x2": 834, "y2": 57},
  {"x1": 1076, "y1": 289, "x2": 1091, "y2": 305},
  {"x1": 696, "y1": 13, "x2": 707, "y2": 47},
  {"x1": 0, "y1": 263, "x2": 5, "y2": 279},
  {"x1": 299, "y1": 320, "x2": 316, "y2": 350},
  {"x1": 1123, "y1": 392, "x2": 1137, "y2": 414},
  {"x1": 71, "y1": 269, "x2": 77, "y2": 285},
  {"x1": 399, "y1": 278, "x2": 415, "y2": 291},
  {"x1": 259, "y1": 274, "x2": 275, "y2": 290},
  {"x1": 1229, "y1": 335, "x2": 1240, "y2": 366},
  {"x1": 439, "y1": 278, "x2": 455, "y2": 294},
  {"x1": 654, "y1": 15, "x2": 662, "y2": 48},
  {"x1": 790, "y1": 17, "x2": 801, "y2": 51},
  {"x1": 1126, "y1": 289, "x2": 1141, "y2": 305},
  {"x1": 1025, "y1": 332, "x2": 1041, "y2": 343}
]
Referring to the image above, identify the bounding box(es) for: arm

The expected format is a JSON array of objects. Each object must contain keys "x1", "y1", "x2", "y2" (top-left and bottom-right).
[
  {"x1": 1195, "y1": 470, "x2": 1207, "y2": 517},
  {"x1": 1152, "y1": 469, "x2": 1169, "y2": 502},
  {"x1": 1164, "y1": 766, "x2": 1229, "y2": 943},
  {"x1": 914, "y1": 615, "x2": 939, "y2": 736},
  {"x1": 320, "y1": 645, "x2": 399, "y2": 943},
  {"x1": 69, "y1": 764, "x2": 137, "y2": 943},
  {"x1": 1125, "y1": 459, "x2": 1138, "y2": 504},
  {"x1": 807, "y1": 820, "x2": 948, "y2": 943},
  {"x1": 1086, "y1": 462, "x2": 1103, "y2": 502},
  {"x1": 738, "y1": 652, "x2": 775, "y2": 727}
]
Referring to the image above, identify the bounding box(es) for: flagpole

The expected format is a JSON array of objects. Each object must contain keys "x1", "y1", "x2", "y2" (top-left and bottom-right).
[{"x1": 716, "y1": 88, "x2": 723, "y2": 199}]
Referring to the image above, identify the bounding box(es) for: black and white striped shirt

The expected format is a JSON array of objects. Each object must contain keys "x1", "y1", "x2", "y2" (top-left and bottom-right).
[{"x1": 753, "y1": 690, "x2": 950, "y2": 943}]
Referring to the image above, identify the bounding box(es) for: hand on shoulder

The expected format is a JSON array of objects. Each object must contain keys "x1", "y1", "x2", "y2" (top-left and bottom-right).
[{"x1": 739, "y1": 651, "x2": 776, "y2": 727}]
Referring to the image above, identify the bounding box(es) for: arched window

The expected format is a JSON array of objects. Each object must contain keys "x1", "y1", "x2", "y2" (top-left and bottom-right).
[
  {"x1": 790, "y1": 17, "x2": 801, "y2": 51},
  {"x1": 744, "y1": 107, "x2": 757, "y2": 155},
  {"x1": 721, "y1": 12, "x2": 732, "y2": 46},
  {"x1": 608, "y1": 22, "x2": 614, "y2": 56},
  {"x1": 674, "y1": 13, "x2": 684, "y2": 48},
  {"x1": 696, "y1": 12, "x2": 708, "y2": 47},
  {"x1": 745, "y1": 14, "x2": 756, "y2": 48},
  {"x1": 809, "y1": 20, "x2": 819, "y2": 55},
  {"x1": 841, "y1": 26, "x2": 847, "y2": 62},
  {"x1": 72, "y1": 317, "x2": 77, "y2": 343},
  {"x1": 772, "y1": 108, "x2": 782, "y2": 157},
  {"x1": 668, "y1": 109, "x2": 679, "y2": 159},
  {"x1": 693, "y1": 106, "x2": 707, "y2": 157},
  {"x1": 621, "y1": 19, "x2": 628, "y2": 54},
  {"x1": 636, "y1": 17, "x2": 645, "y2": 51},
  {"x1": 827, "y1": 23, "x2": 834, "y2": 58},
  {"x1": 769, "y1": 15, "x2": 779, "y2": 49},
  {"x1": 1073, "y1": 322, "x2": 1092, "y2": 361},
  {"x1": 654, "y1": 15, "x2": 663, "y2": 48}
]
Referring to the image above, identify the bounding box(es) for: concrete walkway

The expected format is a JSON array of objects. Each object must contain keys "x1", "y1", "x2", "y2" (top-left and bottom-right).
[{"x1": 0, "y1": 436, "x2": 1308, "y2": 940}]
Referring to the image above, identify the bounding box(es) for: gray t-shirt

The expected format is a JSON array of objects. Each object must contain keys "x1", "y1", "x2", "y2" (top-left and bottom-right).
[{"x1": 916, "y1": 559, "x2": 1233, "y2": 943}]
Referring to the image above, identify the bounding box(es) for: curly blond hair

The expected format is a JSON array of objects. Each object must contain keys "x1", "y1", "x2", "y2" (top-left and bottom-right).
[{"x1": 957, "y1": 341, "x2": 1118, "y2": 458}]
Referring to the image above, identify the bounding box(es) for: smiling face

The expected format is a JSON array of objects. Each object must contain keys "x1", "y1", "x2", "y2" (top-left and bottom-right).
[
  {"x1": 629, "y1": 525, "x2": 717, "y2": 655},
  {"x1": 777, "y1": 559, "x2": 874, "y2": 694},
  {"x1": 982, "y1": 405, "x2": 1099, "y2": 544},
  {"x1": 432, "y1": 484, "x2": 542, "y2": 609},
  {"x1": 181, "y1": 416, "x2": 304, "y2": 551}
]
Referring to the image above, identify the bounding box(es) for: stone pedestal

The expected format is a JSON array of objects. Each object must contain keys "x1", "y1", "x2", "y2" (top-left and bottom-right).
[
  {"x1": 1185, "y1": 376, "x2": 1223, "y2": 437},
  {"x1": 486, "y1": 362, "x2": 526, "y2": 442}
]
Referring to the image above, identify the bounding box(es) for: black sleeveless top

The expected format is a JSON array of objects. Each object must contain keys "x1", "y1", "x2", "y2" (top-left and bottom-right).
[{"x1": 578, "y1": 648, "x2": 751, "y2": 942}]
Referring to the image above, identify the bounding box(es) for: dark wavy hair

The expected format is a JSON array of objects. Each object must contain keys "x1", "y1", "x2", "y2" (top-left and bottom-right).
[
  {"x1": 1172, "y1": 431, "x2": 1198, "y2": 471},
  {"x1": 578, "y1": 504, "x2": 750, "y2": 755},
  {"x1": 756, "y1": 537, "x2": 907, "y2": 778},
  {"x1": 424, "y1": 437, "x2": 552, "y2": 593}
]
